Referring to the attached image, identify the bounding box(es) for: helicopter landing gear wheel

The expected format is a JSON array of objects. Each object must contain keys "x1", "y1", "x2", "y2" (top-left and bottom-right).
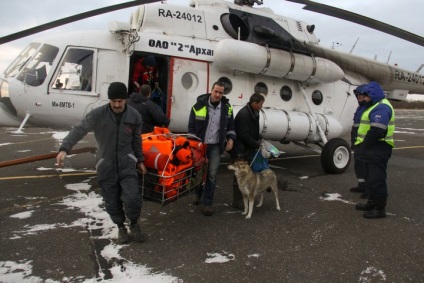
[{"x1": 320, "y1": 138, "x2": 351, "y2": 174}]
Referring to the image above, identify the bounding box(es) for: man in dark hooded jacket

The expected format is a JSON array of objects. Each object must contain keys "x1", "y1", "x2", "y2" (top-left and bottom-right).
[
  {"x1": 350, "y1": 84, "x2": 368, "y2": 198},
  {"x1": 127, "y1": 84, "x2": 170, "y2": 134},
  {"x1": 354, "y1": 81, "x2": 395, "y2": 219},
  {"x1": 56, "y1": 82, "x2": 147, "y2": 243},
  {"x1": 188, "y1": 81, "x2": 236, "y2": 216},
  {"x1": 231, "y1": 93, "x2": 265, "y2": 209}
]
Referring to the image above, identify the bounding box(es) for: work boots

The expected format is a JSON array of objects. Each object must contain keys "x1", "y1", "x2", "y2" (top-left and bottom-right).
[
  {"x1": 355, "y1": 199, "x2": 376, "y2": 211},
  {"x1": 350, "y1": 181, "x2": 366, "y2": 193},
  {"x1": 231, "y1": 176, "x2": 244, "y2": 210},
  {"x1": 117, "y1": 227, "x2": 130, "y2": 245},
  {"x1": 131, "y1": 223, "x2": 145, "y2": 242},
  {"x1": 363, "y1": 198, "x2": 387, "y2": 219},
  {"x1": 192, "y1": 193, "x2": 201, "y2": 206}
]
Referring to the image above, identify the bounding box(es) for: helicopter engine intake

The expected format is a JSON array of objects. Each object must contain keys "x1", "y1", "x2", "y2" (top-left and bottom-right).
[
  {"x1": 234, "y1": 106, "x2": 344, "y2": 143},
  {"x1": 214, "y1": 39, "x2": 344, "y2": 84}
]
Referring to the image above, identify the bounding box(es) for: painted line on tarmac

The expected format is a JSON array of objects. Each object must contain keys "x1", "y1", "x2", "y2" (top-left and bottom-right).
[
  {"x1": 394, "y1": 145, "x2": 424, "y2": 150},
  {"x1": 273, "y1": 154, "x2": 320, "y2": 160},
  {"x1": 3, "y1": 137, "x2": 54, "y2": 145},
  {"x1": 0, "y1": 172, "x2": 96, "y2": 181}
]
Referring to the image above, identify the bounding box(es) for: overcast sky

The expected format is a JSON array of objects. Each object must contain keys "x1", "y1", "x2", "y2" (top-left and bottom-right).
[{"x1": 0, "y1": 0, "x2": 423, "y2": 73}]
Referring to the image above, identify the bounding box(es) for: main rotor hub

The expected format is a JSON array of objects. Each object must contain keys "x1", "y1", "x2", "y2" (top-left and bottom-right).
[{"x1": 234, "y1": 0, "x2": 263, "y2": 7}]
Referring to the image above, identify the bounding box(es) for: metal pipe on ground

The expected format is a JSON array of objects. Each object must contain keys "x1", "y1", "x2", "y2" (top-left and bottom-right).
[{"x1": 0, "y1": 147, "x2": 97, "y2": 168}]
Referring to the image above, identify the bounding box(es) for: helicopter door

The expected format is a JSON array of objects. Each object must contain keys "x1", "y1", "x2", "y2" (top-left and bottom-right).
[{"x1": 168, "y1": 58, "x2": 208, "y2": 132}]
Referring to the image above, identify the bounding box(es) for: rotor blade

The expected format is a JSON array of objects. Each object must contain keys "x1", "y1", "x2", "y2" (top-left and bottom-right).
[
  {"x1": 0, "y1": 0, "x2": 157, "y2": 45},
  {"x1": 286, "y1": 0, "x2": 424, "y2": 47}
]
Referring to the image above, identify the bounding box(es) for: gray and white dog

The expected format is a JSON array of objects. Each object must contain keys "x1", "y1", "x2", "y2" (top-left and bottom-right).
[{"x1": 228, "y1": 160, "x2": 281, "y2": 219}]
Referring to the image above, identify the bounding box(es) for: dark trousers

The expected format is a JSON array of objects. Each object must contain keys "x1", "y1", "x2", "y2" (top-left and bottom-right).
[
  {"x1": 360, "y1": 143, "x2": 392, "y2": 199},
  {"x1": 232, "y1": 176, "x2": 243, "y2": 206},
  {"x1": 100, "y1": 176, "x2": 141, "y2": 225},
  {"x1": 353, "y1": 150, "x2": 367, "y2": 190}
]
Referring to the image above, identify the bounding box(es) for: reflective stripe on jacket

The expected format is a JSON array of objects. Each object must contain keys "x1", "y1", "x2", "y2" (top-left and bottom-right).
[
  {"x1": 355, "y1": 98, "x2": 395, "y2": 147},
  {"x1": 188, "y1": 93, "x2": 236, "y2": 153}
]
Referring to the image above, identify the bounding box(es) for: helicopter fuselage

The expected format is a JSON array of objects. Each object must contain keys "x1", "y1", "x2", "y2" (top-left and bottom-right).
[{"x1": 1, "y1": 0, "x2": 422, "y2": 173}]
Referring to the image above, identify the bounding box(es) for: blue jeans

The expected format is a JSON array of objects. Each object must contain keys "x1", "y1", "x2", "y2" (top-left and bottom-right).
[{"x1": 198, "y1": 144, "x2": 221, "y2": 206}]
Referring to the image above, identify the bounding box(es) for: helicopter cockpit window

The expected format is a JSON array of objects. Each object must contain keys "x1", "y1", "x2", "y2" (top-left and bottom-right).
[
  {"x1": 16, "y1": 44, "x2": 58, "y2": 87},
  {"x1": 280, "y1": 85, "x2": 292, "y2": 101},
  {"x1": 220, "y1": 13, "x2": 249, "y2": 40},
  {"x1": 217, "y1": 77, "x2": 232, "y2": 95},
  {"x1": 254, "y1": 82, "x2": 268, "y2": 95},
  {"x1": 52, "y1": 48, "x2": 94, "y2": 92},
  {"x1": 312, "y1": 90, "x2": 323, "y2": 105},
  {"x1": 4, "y1": 43, "x2": 40, "y2": 78}
]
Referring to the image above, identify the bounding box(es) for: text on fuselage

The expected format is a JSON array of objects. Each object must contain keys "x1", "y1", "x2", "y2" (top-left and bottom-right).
[
  {"x1": 148, "y1": 39, "x2": 214, "y2": 56},
  {"x1": 158, "y1": 9, "x2": 203, "y2": 23},
  {"x1": 52, "y1": 101, "x2": 75, "y2": 108},
  {"x1": 395, "y1": 70, "x2": 424, "y2": 85}
]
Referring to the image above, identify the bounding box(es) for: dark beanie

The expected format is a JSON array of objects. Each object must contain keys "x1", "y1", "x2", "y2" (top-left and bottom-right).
[{"x1": 108, "y1": 82, "x2": 128, "y2": 99}]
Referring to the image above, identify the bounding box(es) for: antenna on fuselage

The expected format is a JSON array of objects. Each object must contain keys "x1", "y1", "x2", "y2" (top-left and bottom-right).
[
  {"x1": 386, "y1": 51, "x2": 392, "y2": 64},
  {"x1": 349, "y1": 37, "x2": 359, "y2": 54}
]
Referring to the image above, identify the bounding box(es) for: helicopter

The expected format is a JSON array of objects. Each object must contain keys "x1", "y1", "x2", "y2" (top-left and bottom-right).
[{"x1": 0, "y1": 0, "x2": 423, "y2": 174}]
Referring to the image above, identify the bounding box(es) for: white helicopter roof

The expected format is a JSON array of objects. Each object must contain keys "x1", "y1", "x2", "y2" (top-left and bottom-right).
[{"x1": 29, "y1": 30, "x2": 122, "y2": 51}]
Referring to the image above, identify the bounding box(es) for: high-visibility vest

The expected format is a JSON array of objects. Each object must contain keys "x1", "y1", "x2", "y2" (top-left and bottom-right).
[
  {"x1": 193, "y1": 106, "x2": 207, "y2": 120},
  {"x1": 355, "y1": 98, "x2": 395, "y2": 147},
  {"x1": 192, "y1": 104, "x2": 233, "y2": 120}
]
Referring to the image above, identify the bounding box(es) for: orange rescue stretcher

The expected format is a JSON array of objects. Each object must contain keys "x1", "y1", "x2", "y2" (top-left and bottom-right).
[{"x1": 140, "y1": 127, "x2": 207, "y2": 205}]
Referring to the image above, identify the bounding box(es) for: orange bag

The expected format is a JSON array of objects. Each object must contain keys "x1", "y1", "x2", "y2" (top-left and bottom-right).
[{"x1": 143, "y1": 152, "x2": 170, "y2": 171}]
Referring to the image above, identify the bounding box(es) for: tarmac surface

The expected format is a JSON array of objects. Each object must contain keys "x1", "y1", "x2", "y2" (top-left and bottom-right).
[{"x1": 1, "y1": 109, "x2": 424, "y2": 282}]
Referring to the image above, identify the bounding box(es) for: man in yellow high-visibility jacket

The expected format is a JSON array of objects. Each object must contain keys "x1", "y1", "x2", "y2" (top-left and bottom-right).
[
  {"x1": 188, "y1": 81, "x2": 236, "y2": 216},
  {"x1": 354, "y1": 81, "x2": 395, "y2": 219}
]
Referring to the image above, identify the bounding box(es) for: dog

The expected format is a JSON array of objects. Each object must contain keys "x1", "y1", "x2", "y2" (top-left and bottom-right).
[{"x1": 228, "y1": 160, "x2": 281, "y2": 219}]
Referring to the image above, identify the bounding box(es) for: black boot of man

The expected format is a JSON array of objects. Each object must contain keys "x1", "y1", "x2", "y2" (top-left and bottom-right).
[
  {"x1": 363, "y1": 198, "x2": 387, "y2": 219},
  {"x1": 355, "y1": 198, "x2": 376, "y2": 211},
  {"x1": 231, "y1": 176, "x2": 244, "y2": 209},
  {"x1": 350, "y1": 181, "x2": 366, "y2": 193}
]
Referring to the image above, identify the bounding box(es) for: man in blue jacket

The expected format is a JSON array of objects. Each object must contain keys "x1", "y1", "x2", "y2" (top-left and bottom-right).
[
  {"x1": 350, "y1": 84, "x2": 368, "y2": 198},
  {"x1": 56, "y1": 82, "x2": 147, "y2": 243},
  {"x1": 354, "y1": 81, "x2": 395, "y2": 219},
  {"x1": 188, "y1": 81, "x2": 236, "y2": 216}
]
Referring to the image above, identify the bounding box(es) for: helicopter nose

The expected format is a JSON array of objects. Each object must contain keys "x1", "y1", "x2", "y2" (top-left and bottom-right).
[
  {"x1": 0, "y1": 78, "x2": 21, "y2": 127},
  {"x1": 0, "y1": 78, "x2": 8, "y2": 98}
]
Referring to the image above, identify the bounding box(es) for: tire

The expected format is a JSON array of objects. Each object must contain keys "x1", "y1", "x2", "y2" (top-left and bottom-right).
[{"x1": 320, "y1": 138, "x2": 351, "y2": 174}]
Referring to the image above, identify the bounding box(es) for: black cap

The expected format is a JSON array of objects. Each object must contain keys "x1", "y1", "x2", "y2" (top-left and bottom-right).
[{"x1": 108, "y1": 82, "x2": 128, "y2": 100}]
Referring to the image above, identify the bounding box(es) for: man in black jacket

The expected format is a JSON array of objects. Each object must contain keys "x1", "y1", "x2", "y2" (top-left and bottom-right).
[
  {"x1": 188, "y1": 81, "x2": 236, "y2": 216},
  {"x1": 231, "y1": 93, "x2": 265, "y2": 209},
  {"x1": 56, "y1": 82, "x2": 147, "y2": 244},
  {"x1": 127, "y1": 84, "x2": 170, "y2": 134}
]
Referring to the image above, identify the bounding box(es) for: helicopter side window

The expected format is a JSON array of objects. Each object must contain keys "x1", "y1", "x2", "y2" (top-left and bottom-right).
[
  {"x1": 16, "y1": 44, "x2": 59, "y2": 87},
  {"x1": 254, "y1": 82, "x2": 268, "y2": 95},
  {"x1": 217, "y1": 77, "x2": 233, "y2": 95},
  {"x1": 280, "y1": 85, "x2": 292, "y2": 101},
  {"x1": 312, "y1": 90, "x2": 323, "y2": 105},
  {"x1": 52, "y1": 48, "x2": 94, "y2": 92}
]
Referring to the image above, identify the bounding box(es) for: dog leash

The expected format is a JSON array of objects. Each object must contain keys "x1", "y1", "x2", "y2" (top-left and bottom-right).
[{"x1": 249, "y1": 148, "x2": 261, "y2": 168}]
